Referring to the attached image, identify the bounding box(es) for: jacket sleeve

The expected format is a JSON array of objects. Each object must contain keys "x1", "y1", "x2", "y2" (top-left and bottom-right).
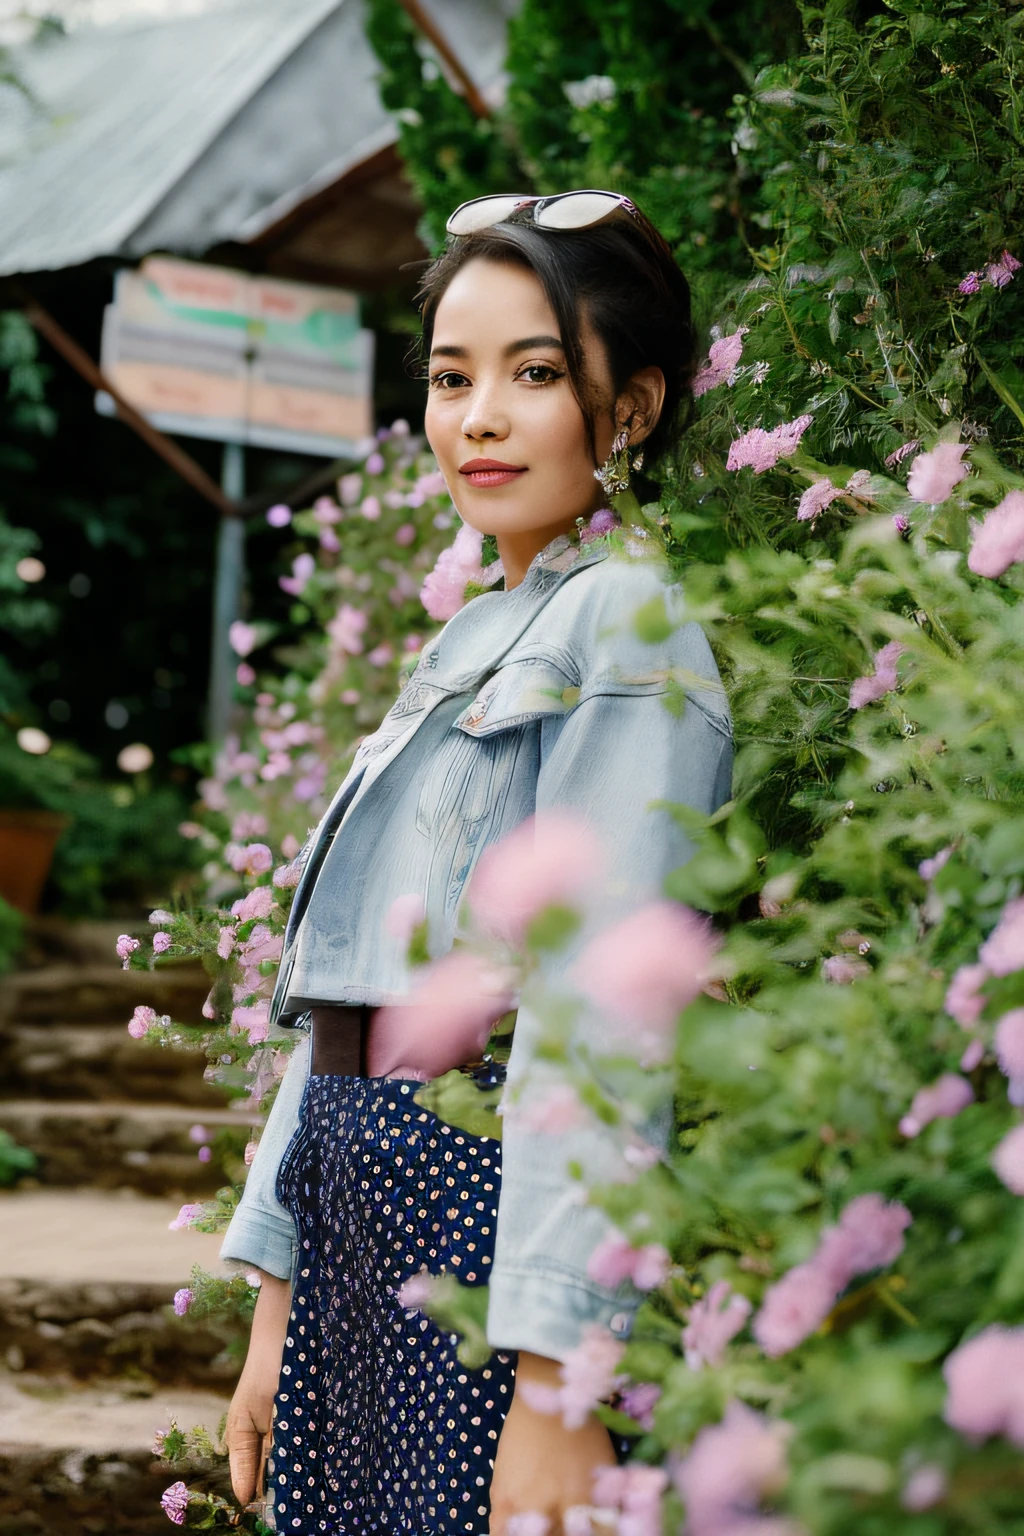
[
  {"x1": 219, "y1": 1031, "x2": 309, "y2": 1281},
  {"x1": 485, "y1": 598, "x2": 732, "y2": 1362}
]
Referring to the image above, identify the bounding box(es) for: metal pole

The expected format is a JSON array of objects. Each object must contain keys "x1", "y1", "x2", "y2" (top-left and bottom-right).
[{"x1": 207, "y1": 442, "x2": 246, "y2": 745}]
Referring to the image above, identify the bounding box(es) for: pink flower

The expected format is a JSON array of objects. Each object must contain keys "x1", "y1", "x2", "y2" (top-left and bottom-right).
[
  {"x1": 366, "y1": 451, "x2": 386, "y2": 475},
  {"x1": 386, "y1": 892, "x2": 426, "y2": 942},
  {"x1": 992, "y1": 1124, "x2": 1024, "y2": 1195},
  {"x1": 618, "y1": 1382, "x2": 662, "y2": 1431},
  {"x1": 726, "y1": 414, "x2": 813, "y2": 474},
  {"x1": 752, "y1": 1260, "x2": 837, "y2": 1356},
  {"x1": 227, "y1": 842, "x2": 274, "y2": 877},
  {"x1": 338, "y1": 472, "x2": 362, "y2": 506},
  {"x1": 587, "y1": 1235, "x2": 670, "y2": 1291},
  {"x1": 673, "y1": 1400, "x2": 791, "y2": 1534},
  {"x1": 849, "y1": 639, "x2": 905, "y2": 709},
  {"x1": 273, "y1": 857, "x2": 302, "y2": 889},
  {"x1": 236, "y1": 662, "x2": 256, "y2": 686},
  {"x1": 279, "y1": 552, "x2": 315, "y2": 596},
  {"x1": 152, "y1": 932, "x2": 172, "y2": 955},
  {"x1": 573, "y1": 901, "x2": 721, "y2": 1065},
  {"x1": 519, "y1": 1324, "x2": 626, "y2": 1430},
  {"x1": 505, "y1": 1517, "x2": 550, "y2": 1536},
  {"x1": 943, "y1": 1325, "x2": 1024, "y2": 1445},
  {"x1": 404, "y1": 634, "x2": 423, "y2": 652},
  {"x1": 169, "y1": 1203, "x2": 204, "y2": 1231},
  {"x1": 244, "y1": 1140, "x2": 258, "y2": 1166},
  {"x1": 593, "y1": 1464, "x2": 669, "y2": 1530},
  {"x1": 960, "y1": 1037, "x2": 985, "y2": 1072},
  {"x1": 580, "y1": 507, "x2": 620, "y2": 544},
  {"x1": 822, "y1": 953, "x2": 871, "y2": 983},
  {"x1": 312, "y1": 495, "x2": 340, "y2": 524},
  {"x1": 326, "y1": 602, "x2": 368, "y2": 656},
  {"x1": 919, "y1": 846, "x2": 952, "y2": 882},
  {"x1": 172, "y1": 1287, "x2": 193, "y2": 1317},
  {"x1": 397, "y1": 1269, "x2": 436, "y2": 1309},
  {"x1": 906, "y1": 441, "x2": 969, "y2": 504},
  {"x1": 367, "y1": 642, "x2": 394, "y2": 667},
  {"x1": 341, "y1": 687, "x2": 361, "y2": 705},
  {"x1": 945, "y1": 962, "x2": 990, "y2": 1027},
  {"x1": 395, "y1": 523, "x2": 417, "y2": 547},
  {"x1": 361, "y1": 495, "x2": 381, "y2": 521},
  {"x1": 281, "y1": 832, "x2": 300, "y2": 859},
  {"x1": 995, "y1": 1009, "x2": 1024, "y2": 1096},
  {"x1": 228, "y1": 621, "x2": 257, "y2": 657},
  {"x1": 796, "y1": 477, "x2": 842, "y2": 522},
  {"x1": 682, "y1": 1280, "x2": 753, "y2": 1369},
  {"x1": 202, "y1": 991, "x2": 216, "y2": 1020},
  {"x1": 958, "y1": 271, "x2": 983, "y2": 296},
  {"x1": 899, "y1": 1073, "x2": 974, "y2": 1137},
  {"x1": 188, "y1": 1124, "x2": 209, "y2": 1144},
  {"x1": 980, "y1": 896, "x2": 1024, "y2": 977},
  {"x1": 232, "y1": 1000, "x2": 270, "y2": 1044},
  {"x1": 116, "y1": 933, "x2": 140, "y2": 968},
  {"x1": 692, "y1": 329, "x2": 746, "y2": 397},
  {"x1": 900, "y1": 1464, "x2": 947, "y2": 1512},
  {"x1": 368, "y1": 950, "x2": 515, "y2": 1079},
  {"x1": 416, "y1": 470, "x2": 447, "y2": 498},
  {"x1": 235, "y1": 885, "x2": 275, "y2": 924},
  {"x1": 127, "y1": 1005, "x2": 156, "y2": 1039},
  {"x1": 420, "y1": 523, "x2": 500, "y2": 621},
  {"x1": 216, "y1": 925, "x2": 237, "y2": 960},
  {"x1": 986, "y1": 250, "x2": 1022, "y2": 288},
  {"x1": 266, "y1": 502, "x2": 291, "y2": 527},
  {"x1": 160, "y1": 1480, "x2": 191, "y2": 1524},
  {"x1": 507, "y1": 1082, "x2": 587, "y2": 1134},
  {"x1": 968, "y1": 490, "x2": 1024, "y2": 578},
  {"x1": 467, "y1": 812, "x2": 604, "y2": 947}
]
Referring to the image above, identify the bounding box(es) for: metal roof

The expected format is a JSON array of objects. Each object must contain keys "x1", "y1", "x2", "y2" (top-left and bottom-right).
[{"x1": 0, "y1": 0, "x2": 514, "y2": 278}]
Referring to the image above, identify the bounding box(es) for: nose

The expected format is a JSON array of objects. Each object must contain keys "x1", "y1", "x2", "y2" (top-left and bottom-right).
[{"x1": 460, "y1": 380, "x2": 510, "y2": 443}]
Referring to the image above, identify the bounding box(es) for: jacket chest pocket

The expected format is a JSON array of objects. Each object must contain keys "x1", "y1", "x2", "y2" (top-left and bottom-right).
[{"x1": 415, "y1": 657, "x2": 576, "y2": 897}]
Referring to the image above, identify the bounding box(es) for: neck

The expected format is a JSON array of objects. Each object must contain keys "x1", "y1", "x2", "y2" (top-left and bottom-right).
[{"x1": 496, "y1": 515, "x2": 584, "y2": 590}]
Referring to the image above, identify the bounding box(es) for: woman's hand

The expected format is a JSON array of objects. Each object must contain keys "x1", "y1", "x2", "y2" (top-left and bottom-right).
[
  {"x1": 224, "y1": 1272, "x2": 291, "y2": 1506},
  {"x1": 489, "y1": 1351, "x2": 617, "y2": 1534}
]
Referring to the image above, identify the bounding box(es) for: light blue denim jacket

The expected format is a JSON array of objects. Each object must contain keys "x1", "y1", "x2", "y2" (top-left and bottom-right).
[{"x1": 221, "y1": 531, "x2": 732, "y2": 1360}]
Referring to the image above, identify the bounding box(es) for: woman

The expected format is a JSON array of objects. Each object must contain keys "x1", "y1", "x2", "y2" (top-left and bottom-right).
[{"x1": 222, "y1": 191, "x2": 732, "y2": 1534}]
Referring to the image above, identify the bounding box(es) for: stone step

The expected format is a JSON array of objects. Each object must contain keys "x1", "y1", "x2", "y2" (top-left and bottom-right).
[
  {"x1": 0, "y1": 1374, "x2": 232, "y2": 1536},
  {"x1": 0, "y1": 1102, "x2": 260, "y2": 1195},
  {"x1": 0, "y1": 1023, "x2": 229, "y2": 1107},
  {"x1": 0, "y1": 1190, "x2": 242, "y2": 1389},
  {"x1": 0, "y1": 963, "x2": 210, "y2": 1028}
]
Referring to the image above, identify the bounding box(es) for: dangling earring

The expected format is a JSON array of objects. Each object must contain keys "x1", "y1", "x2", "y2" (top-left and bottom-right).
[{"x1": 594, "y1": 428, "x2": 632, "y2": 498}]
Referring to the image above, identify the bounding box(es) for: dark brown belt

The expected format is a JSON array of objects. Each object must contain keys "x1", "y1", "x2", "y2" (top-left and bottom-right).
[{"x1": 307, "y1": 1004, "x2": 373, "y2": 1076}]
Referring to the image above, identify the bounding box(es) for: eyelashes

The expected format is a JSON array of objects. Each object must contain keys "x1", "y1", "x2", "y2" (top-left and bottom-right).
[{"x1": 426, "y1": 365, "x2": 566, "y2": 390}]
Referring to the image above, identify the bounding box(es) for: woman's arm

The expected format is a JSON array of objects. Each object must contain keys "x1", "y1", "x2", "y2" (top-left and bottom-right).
[{"x1": 225, "y1": 1270, "x2": 291, "y2": 1504}]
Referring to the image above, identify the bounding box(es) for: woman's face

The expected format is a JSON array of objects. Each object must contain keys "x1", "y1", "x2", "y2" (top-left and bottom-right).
[{"x1": 423, "y1": 258, "x2": 617, "y2": 554}]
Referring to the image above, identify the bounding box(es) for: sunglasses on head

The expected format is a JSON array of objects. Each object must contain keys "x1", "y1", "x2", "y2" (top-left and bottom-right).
[{"x1": 445, "y1": 189, "x2": 669, "y2": 252}]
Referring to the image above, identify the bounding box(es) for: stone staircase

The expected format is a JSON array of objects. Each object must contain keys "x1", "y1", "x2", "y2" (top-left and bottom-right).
[{"x1": 0, "y1": 920, "x2": 259, "y2": 1534}]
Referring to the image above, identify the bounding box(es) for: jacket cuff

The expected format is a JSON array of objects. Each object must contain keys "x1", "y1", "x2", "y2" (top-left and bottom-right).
[
  {"x1": 485, "y1": 1267, "x2": 638, "y2": 1362},
  {"x1": 219, "y1": 1209, "x2": 296, "y2": 1282}
]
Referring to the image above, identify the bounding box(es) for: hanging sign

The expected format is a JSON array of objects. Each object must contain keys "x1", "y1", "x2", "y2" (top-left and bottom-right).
[{"x1": 96, "y1": 256, "x2": 374, "y2": 456}]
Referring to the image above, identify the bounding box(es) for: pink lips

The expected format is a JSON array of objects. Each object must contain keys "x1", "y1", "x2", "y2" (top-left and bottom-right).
[{"x1": 459, "y1": 458, "x2": 527, "y2": 488}]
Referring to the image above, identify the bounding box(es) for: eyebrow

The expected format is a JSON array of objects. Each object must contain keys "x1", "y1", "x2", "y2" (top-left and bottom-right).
[{"x1": 429, "y1": 334, "x2": 565, "y2": 360}]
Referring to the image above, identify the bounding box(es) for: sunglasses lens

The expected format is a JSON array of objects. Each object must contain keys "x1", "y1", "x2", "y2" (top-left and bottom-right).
[
  {"x1": 535, "y1": 190, "x2": 626, "y2": 230},
  {"x1": 446, "y1": 195, "x2": 534, "y2": 236}
]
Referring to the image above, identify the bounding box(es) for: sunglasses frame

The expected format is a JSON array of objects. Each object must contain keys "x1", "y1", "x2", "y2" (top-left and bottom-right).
[{"x1": 445, "y1": 188, "x2": 643, "y2": 239}]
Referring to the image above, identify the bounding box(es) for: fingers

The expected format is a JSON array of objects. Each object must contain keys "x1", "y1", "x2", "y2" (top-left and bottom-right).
[{"x1": 225, "y1": 1420, "x2": 263, "y2": 1506}]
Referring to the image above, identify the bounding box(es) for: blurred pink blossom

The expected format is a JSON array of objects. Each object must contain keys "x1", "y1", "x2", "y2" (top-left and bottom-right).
[
  {"x1": 338, "y1": 472, "x2": 362, "y2": 506},
  {"x1": 992, "y1": 1124, "x2": 1024, "y2": 1195},
  {"x1": 618, "y1": 1381, "x2": 661, "y2": 1431},
  {"x1": 188, "y1": 1124, "x2": 208, "y2": 1145},
  {"x1": 236, "y1": 662, "x2": 256, "y2": 687},
  {"x1": 994, "y1": 1009, "x2": 1024, "y2": 1096},
  {"x1": 266, "y1": 503, "x2": 291, "y2": 527},
  {"x1": 279, "y1": 552, "x2": 316, "y2": 596},
  {"x1": 228, "y1": 842, "x2": 273, "y2": 877},
  {"x1": 919, "y1": 845, "x2": 952, "y2": 882},
  {"x1": 395, "y1": 523, "x2": 417, "y2": 547},
  {"x1": 367, "y1": 642, "x2": 394, "y2": 667},
  {"x1": 507, "y1": 1082, "x2": 587, "y2": 1134},
  {"x1": 849, "y1": 639, "x2": 905, "y2": 709},
  {"x1": 318, "y1": 526, "x2": 340, "y2": 553},
  {"x1": 340, "y1": 687, "x2": 362, "y2": 705},
  {"x1": 404, "y1": 634, "x2": 423, "y2": 652},
  {"x1": 281, "y1": 833, "x2": 300, "y2": 860},
  {"x1": 580, "y1": 507, "x2": 619, "y2": 544},
  {"x1": 326, "y1": 603, "x2": 368, "y2": 656},
  {"x1": 574, "y1": 901, "x2": 721, "y2": 1064},
  {"x1": 236, "y1": 885, "x2": 275, "y2": 923},
  {"x1": 386, "y1": 892, "x2": 426, "y2": 942},
  {"x1": 361, "y1": 495, "x2": 382, "y2": 521},
  {"x1": 752, "y1": 1260, "x2": 837, "y2": 1356},
  {"x1": 900, "y1": 1464, "x2": 947, "y2": 1512},
  {"x1": 172, "y1": 1287, "x2": 193, "y2": 1316},
  {"x1": 366, "y1": 451, "x2": 385, "y2": 475},
  {"x1": 796, "y1": 477, "x2": 841, "y2": 522},
  {"x1": 960, "y1": 1037, "x2": 985, "y2": 1072},
  {"x1": 899, "y1": 1073, "x2": 974, "y2": 1137},
  {"x1": 683, "y1": 1280, "x2": 753, "y2": 1369},
  {"x1": 232, "y1": 1001, "x2": 270, "y2": 1044},
  {"x1": 201, "y1": 991, "x2": 216, "y2": 1020},
  {"x1": 906, "y1": 441, "x2": 969, "y2": 504},
  {"x1": 198, "y1": 1146, "x2": 213, "y2": 1163},
  {"x1": 726, "y1": 414, "x2": 813, "y2": 474},
  {"x1": 217, "y1": 925, "x2": 237, "y2": 960},
  {"x1": 673, "y1": 1400, "x2": 792, "y2": 1535},
  {"x1": 519, "y1": 1324, "x2": 626, "y2": 1430},
  {"x1": 116, "y1": 933, "x2": 140, "y2": 968},
  {"x1": 369, "y1": 950, "x2": 515, "y2": 1079},
  {"x1": 152, "y1": 932, "x2": 172, "y2": 954},
  {"x1": 945, "y1": 963, "x2": 990, "y2": 1027},
  {"x1": 416, "y1": 470, "x2": 447, "y2": 498},
  {"x1": 232, "y1": 813, "x2": 269, "y2": 845},
  {"x1": 822, "y1": 953, "x2": 870, "y2": 983},
  {"x1": 244, "y1": 1140, "x2": 258, "y2": 1166},
  {"x1": 967, "y1": 490, "x2": 1024, "y2": 578},
  {"x1": 943, "y1": 1325, "x2": 1024, "y2": 1445},
  {"x1": 692, "y1": 329, "x2": 746, "y2": 397},
  {"x1": 420, "y1": 523, "x2": 502, "y2": 621},
  {"x1": 313, "y1": 496, "x2": 341, "y2": 524},
  {"x1": 593, "y1": 1463, "x2": 669, "y2": 1532},
  {"x1": 979, "y1": 896, "x2": 1024, "y2": 977},
  {"x1": 128, "y1": 1005, "x2": 156, "y2": 1039},
  {"x1": 273, "y1": 858, "x2": 302, "y2": 889},
  {"x1": 467, "y1": 812, "x2": 604, "y2": 946},
  {"x1": 397, "y1": 1269, "x2": 436, "y2": 1309},
  {"x1": 169, "y1": 1203, "x2": 204, "y2": 1231},
  {"x1": 587, "y1": 1235, "x2": 670, "y2": 1291},
  {"x1": 228, "y1": 621, "x2": 257, "y2": 657}
]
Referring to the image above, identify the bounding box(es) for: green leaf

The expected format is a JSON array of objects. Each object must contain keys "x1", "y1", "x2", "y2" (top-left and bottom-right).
[{"x1": 414, "y1": 1071, "x2": 503, "y2": 1140}]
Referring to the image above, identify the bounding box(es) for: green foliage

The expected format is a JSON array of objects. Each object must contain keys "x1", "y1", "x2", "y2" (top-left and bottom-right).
[
  {"x1": 0, "y1": 894, "x2": 23, "y2": 975},
  {"x1": 0, "y1": 1127, "x2": 35, "y2": 1185}
]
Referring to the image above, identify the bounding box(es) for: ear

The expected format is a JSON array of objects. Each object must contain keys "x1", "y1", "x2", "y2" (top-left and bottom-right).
[{"x1": 617, "y1": 366, "x2": 666, "y2": 447}]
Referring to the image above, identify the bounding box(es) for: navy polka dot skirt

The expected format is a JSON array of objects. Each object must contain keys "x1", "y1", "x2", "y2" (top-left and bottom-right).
[{"x1": 270, "y1": 1073, "x2": 515, "y2": 1534}]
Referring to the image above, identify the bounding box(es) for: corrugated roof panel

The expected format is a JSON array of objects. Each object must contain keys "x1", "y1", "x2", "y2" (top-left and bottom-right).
[{"x1": 0, "y1": 0, "x2": 342, "y2": 276}]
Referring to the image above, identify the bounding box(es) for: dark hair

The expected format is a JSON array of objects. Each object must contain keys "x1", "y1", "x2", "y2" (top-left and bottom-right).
[{"x1": 414, "y1": 207, "x2": 696, "y2": 472}]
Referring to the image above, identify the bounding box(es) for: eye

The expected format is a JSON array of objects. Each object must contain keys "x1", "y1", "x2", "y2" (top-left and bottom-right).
[
  {"x1": 429, "y1": 370, "x2": 471, "y2": 390},
  {"x1": 518, "y1": 363, "x2": 565, "y2": 385}
]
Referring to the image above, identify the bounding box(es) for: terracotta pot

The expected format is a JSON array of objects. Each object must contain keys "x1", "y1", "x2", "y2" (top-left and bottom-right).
[{"x1": 0, "y1": 809, "x2": 71, "y2": 914}]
